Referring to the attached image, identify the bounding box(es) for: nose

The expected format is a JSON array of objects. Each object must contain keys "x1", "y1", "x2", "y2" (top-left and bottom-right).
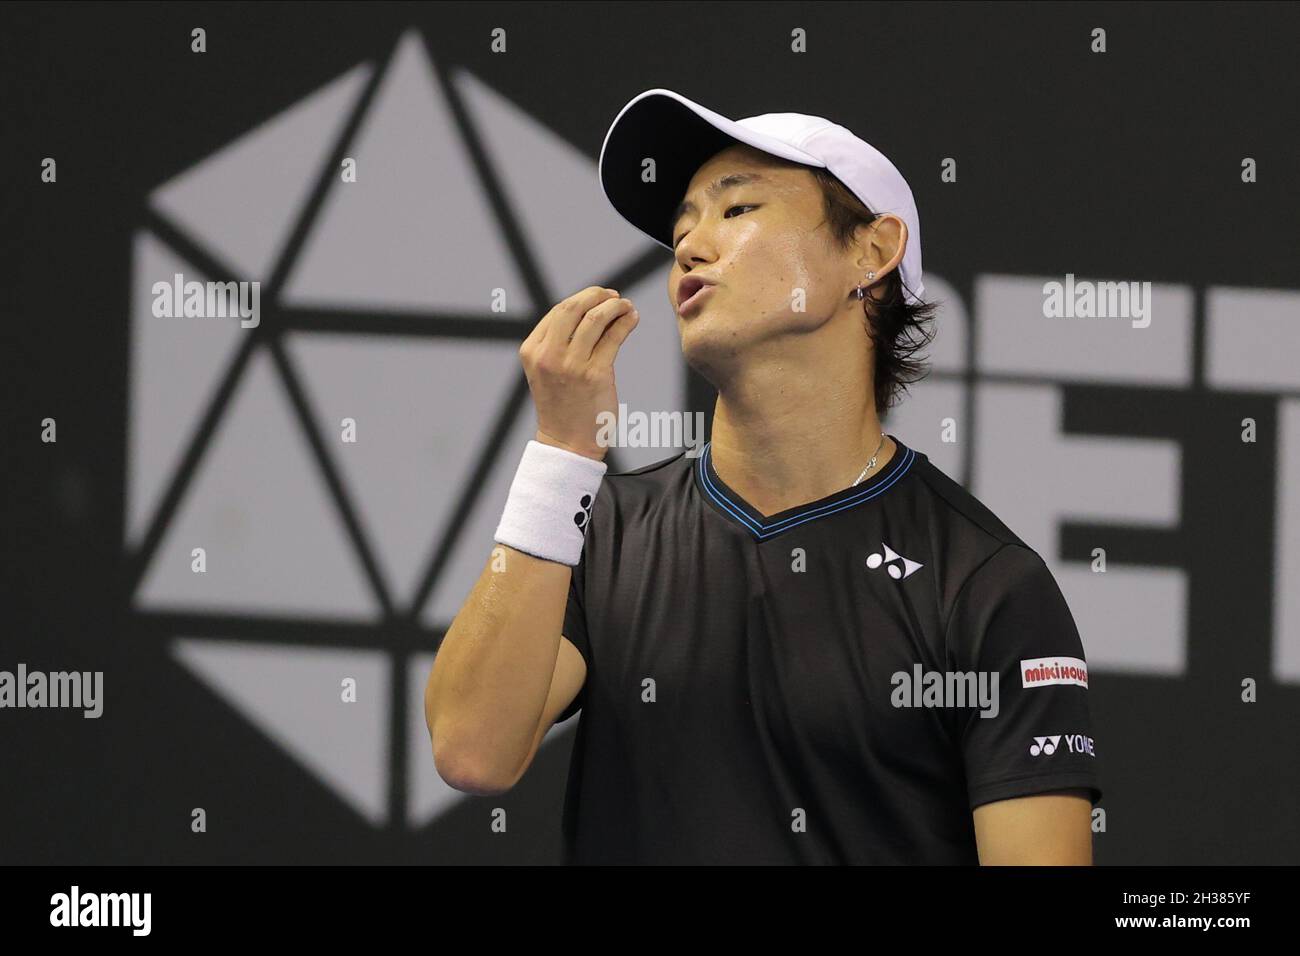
[{"x1": 674, "y1": 229, "x2": 714, "y2": 274}]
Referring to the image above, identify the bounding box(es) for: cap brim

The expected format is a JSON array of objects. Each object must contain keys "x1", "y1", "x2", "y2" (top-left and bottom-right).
[{"x1": 598, "y1": 89, "x2": 825, "y2": 250}]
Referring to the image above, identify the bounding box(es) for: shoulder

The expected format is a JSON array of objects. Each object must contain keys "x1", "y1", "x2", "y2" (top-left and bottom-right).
[
  {"x1": 591, "y1": 449, "x2": 693, "y2": 510},
  {"x1": 900, "y1": 447, "x2": 1060, "y2": 617},
  {"x1": 906, "y1": 450, "x2": 1029, "y2": 552},
  {"x1": 903, "y1": 453, "x2": 1078, "y2": 655}
]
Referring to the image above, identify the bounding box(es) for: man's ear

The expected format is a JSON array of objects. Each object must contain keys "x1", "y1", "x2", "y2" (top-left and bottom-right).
[{"x1": 860, "y1": 214, "x2": 906, "y2": 278}]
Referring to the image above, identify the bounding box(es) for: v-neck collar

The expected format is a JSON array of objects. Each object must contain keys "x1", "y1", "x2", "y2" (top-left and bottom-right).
[{"x1": 694, "y1": 434, "x2": 917, "y2": 540}]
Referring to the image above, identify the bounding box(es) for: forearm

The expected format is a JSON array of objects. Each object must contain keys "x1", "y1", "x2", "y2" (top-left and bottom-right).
[{"x1": 425, "y1": 545, "x2": 570, "y2": 792}]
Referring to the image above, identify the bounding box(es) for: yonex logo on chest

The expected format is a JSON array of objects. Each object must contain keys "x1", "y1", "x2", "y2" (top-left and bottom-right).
[{"x1": 866, "y1": 541, "x2": 924, "y2": 580}]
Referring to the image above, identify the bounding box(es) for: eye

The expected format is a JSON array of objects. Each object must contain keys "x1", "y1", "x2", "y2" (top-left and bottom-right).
[{"x1": 673, "y1": 205, "x2": 758, "y2": 248}]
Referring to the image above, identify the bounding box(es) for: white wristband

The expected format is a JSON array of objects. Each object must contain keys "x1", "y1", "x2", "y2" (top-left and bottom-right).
[{"x1": 494, "y1": 440, "x2": 608, "y2": 566}]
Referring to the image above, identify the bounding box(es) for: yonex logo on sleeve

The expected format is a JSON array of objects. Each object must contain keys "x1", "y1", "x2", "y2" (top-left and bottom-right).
[
  {"x1": 1029, "y1": 733, "x2": 1095, "y2": 757},
  {"x1": 1029, "y1": 735, "x2": 1061, "y2": 756},
  {"x1": 1020, "y1": 656, "x2": 1089, "y2": 689}
]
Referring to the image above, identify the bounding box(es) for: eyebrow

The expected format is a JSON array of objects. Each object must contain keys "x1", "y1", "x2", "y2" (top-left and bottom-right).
[{"x1": 670, "y1": 173, "x2": 770, "y2": 239}]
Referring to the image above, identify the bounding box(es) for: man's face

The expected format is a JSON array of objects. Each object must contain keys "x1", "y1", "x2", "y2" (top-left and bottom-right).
[{"x1": 668, "y1": 144, "x2": 855, "y2": 376}]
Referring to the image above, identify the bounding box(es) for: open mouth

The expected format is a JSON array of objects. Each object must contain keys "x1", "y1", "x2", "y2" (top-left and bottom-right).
[
  {"x1": 677, "y1": 276, "x2": 717, "y2": 314},
  {"x1": 678, "y1": 283, "x2": 714, "y2": 314}
]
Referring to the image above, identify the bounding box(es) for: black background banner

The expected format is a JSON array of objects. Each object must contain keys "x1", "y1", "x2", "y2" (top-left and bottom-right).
[{"x1": 4, "y1": 1, "x2": 1299, "y2": 867}]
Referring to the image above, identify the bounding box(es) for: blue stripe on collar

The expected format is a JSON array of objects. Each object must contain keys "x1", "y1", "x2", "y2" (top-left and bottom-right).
[{"x1": 697, "y1": 441, "x2": 916, "y2": 540}]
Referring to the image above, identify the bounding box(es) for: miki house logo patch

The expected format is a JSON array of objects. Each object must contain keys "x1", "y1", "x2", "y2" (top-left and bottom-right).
[{"x1": 1021, "y1": 656, "x2": 1089, "y2": 689}]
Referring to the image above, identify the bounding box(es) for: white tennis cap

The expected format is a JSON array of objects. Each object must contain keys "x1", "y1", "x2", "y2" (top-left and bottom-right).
[{"x1": 598, "y1": 88, "x2": 925, "y2": 304}]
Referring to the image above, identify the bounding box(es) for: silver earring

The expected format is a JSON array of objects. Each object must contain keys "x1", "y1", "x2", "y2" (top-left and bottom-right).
[{"x1": 856, "y1": 272, "x2": 876, "y2": 301}]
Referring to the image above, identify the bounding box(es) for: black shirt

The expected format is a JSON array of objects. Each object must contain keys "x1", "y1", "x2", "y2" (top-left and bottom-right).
[{"x1": 557, "y1": 433, "x2": 1102, "y2": 864}]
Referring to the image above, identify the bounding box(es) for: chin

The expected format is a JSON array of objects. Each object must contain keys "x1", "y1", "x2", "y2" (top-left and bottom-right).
[{"x1": 678, "y1": 312, "x2": 750, "y2": 383}]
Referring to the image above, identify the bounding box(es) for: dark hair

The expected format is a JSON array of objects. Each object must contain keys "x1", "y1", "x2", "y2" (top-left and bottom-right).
[{"x1": 805, "y1": 165, "x2": 938, "y2": 415}]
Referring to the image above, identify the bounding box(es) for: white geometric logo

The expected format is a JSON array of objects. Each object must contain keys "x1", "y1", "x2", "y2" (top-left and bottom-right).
[
  {"x1": 866, "y1": 542, "x2": 924, "y2": 580},
  {"x1": 125, "y1": 29, "x2": 682, "y2": 829},
  {"x1": 1029, "y1": 735, "x2": 1061, "y2": 757}
]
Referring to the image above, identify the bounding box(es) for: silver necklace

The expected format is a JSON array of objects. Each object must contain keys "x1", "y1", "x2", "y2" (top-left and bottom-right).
[{"x1": 851, "y1": 431, "x2": 888, "y2": 486}]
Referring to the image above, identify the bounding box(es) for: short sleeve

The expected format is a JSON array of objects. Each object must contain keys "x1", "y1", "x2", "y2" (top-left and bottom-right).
[
  {"x1": 949, "y1": 544, "x2": 1103, "y2": 810},
  {"x1": 555, "y1": 541, "x2": 591, "y2": 724}
]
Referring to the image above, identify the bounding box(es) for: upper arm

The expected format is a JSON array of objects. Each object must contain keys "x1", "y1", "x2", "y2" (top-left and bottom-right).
[
  {"x1": 545, "y1": 635, "x2": 587, "y2": 728},
  {"x1": 951, "y1": 546, "x2": 1104, "y2": 815},
  {"x1": 972, "y1": 789, "x2": 1093, "y2": 865}
]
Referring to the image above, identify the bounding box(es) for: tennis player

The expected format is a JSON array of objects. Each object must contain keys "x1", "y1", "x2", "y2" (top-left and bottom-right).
[{"x1": 426, "y1": 89, "x2": 1102, "y2": 865}]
